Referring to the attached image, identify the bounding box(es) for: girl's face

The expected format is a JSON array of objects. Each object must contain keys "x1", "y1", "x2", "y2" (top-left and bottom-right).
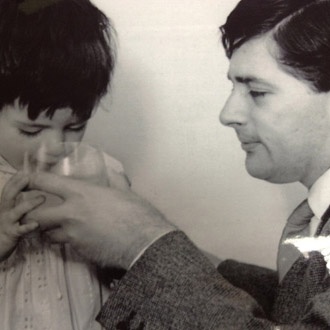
[{"x1": 0, "y1": 103, "x2": 88, "y2": 170}]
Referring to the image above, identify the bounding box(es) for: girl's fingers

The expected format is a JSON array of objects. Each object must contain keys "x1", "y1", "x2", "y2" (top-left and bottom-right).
[{"x1": 1, "y1": 172, "x2": 29, "y2": 202}]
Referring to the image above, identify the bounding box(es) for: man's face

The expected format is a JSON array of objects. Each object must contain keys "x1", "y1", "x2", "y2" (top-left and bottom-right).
[
  {"x1": 220, "y1": 36, "x2": 330, "y2": 188},
  {"x1": 0, "y1": 102, "x2": 88, "y2": 170}
]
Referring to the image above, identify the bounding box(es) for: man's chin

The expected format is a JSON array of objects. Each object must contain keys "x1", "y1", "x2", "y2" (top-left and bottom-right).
[
  {"x1": 245, "y1": 159, "x2": 274, "y2": 182},
  {"x1": 245, "y1": 164, "x2": 296, "y2": 184},
  {"x1": 246, "y1": 167, "x2": 269, "y2": 181}
]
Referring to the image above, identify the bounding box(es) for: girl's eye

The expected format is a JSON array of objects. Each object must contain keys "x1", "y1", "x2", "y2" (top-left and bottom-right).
[
  {"x1": 18, "y1": 129, "x2": 42, "y2": 137},
  {"x1": 67, "y1": 124, "x2": 86, "y2": 132},
  {"x1": 250, "y1": 90, "x2": 266, "y2": 98}
]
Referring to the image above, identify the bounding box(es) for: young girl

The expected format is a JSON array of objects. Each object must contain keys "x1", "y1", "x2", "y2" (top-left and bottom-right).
[{"x1": 0, "y1": 1, "x2": 128, "y2": 329}]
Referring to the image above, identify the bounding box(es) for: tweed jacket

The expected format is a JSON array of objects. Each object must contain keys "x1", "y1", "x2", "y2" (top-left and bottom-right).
[{"x1": 97, "y1": 231, "x2": 330, "y2": 329}]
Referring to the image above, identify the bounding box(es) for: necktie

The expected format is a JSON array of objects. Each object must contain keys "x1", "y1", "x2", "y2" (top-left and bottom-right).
[
  {"x1": 273, "y1": 201, "x2": 330, "y2": 324},
  {"x1": 277, "y1": 199, "x2": 314, "y2": 282},
  {"x1": 315, "y1": 203, "x2": 330, "y2": 236}
]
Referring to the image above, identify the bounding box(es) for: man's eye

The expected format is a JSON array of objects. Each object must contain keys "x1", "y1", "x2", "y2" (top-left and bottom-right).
[
  {"x1": 18, "y1": 129, "x2": 42, "y2": 137},
  {"x1": 250, "y1": 90, "x2": 266, "y2": 98}
]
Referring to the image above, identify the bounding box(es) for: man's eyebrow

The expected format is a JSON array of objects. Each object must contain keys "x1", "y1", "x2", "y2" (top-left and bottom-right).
[{"x1": 227, "y1": 74, "x2": 275, "y2": 87}]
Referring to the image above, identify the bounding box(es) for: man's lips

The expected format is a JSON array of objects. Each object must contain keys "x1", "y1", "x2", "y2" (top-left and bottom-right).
[
  {"x1": 240, "y1": 141, "x2": 260, "y2": 152},
  {"x1": 236, "y1": 135, "x2": 260, "y2": 151},
  {"x1": 235, "y1": 131, "x2": 261, "y2": 152}
]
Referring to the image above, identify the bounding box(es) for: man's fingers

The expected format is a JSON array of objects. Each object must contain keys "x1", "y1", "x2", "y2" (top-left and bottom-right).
[
  {"x1": 2, "y1": 172, "x2": 29, "y2": 202},
  {"x1": 24, "y1": 206, "x2": 64, "y2": 230},
  {"x1": 29, "y1": 172, "x2": 82, "y2": 198},
  {"x1": 43, "y1": 228, "x2": 66, "y2": 244},
  {"x1": 13, "y1": 195, "x2": 45, "y2": 220},
  {"x1": 17, "y1": 222, "x2": 39, "y2": 236}
]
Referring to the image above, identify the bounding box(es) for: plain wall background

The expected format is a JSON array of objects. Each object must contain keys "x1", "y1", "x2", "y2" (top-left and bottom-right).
[{"x1": 85, "y1": 0, "x2": 307, "y2": 269}]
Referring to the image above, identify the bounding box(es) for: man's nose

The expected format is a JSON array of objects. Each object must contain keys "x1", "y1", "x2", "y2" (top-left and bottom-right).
[{"x1": 219, "y1": 92, "x2": 248, "y2": 127}]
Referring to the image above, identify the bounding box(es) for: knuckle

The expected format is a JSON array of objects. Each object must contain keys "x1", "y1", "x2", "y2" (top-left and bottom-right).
[
  {"x1": 4, "y1": 211, "x2": 15, "y2": 222},
  {"x1": 71, "y1": 189, "x2": 84, "y2": 199}
]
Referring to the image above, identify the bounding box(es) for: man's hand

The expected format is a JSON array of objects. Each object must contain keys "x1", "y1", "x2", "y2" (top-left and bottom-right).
[{"x1": 25, "y1": 172, "x2": 176, "y2": 269}]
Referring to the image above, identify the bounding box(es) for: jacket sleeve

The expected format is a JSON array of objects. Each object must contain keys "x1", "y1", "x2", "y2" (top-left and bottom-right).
[
  {"x1": 217, "y1": 259, "x2": 278, "y2": 317},
  {"x1": 96, "y1": 231, "x2": 329, "y2": 330}
]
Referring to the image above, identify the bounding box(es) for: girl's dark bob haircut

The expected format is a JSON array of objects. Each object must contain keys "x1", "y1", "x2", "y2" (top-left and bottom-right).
[{"x1": 0, "y1": 0, "x2": 116, "y2": 120}]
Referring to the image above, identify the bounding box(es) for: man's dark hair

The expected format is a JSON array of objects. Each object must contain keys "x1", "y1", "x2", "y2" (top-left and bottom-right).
[
  {"x1": 221, "y1": 0, "x2": 330, "y2": 92},
  {"x1": 0, "y1": 0, "x2": 116, "y2": 120}
]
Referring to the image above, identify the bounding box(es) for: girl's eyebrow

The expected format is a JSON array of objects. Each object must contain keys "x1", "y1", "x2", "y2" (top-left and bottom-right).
[{"x1": 15, "y1": 121, "x2": 50, "y2": 128}]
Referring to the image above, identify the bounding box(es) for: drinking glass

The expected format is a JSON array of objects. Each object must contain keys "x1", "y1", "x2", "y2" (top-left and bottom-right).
[
  {"x1": 21, "y1": 142, "x2": 109, "y2": 239},
  {"x1": 23, "y1": 142, "x2": 109, "y2": 186}
]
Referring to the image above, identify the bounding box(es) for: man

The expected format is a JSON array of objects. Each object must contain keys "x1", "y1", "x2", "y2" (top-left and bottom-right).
[{"x1": 21, "y1": 0, "x2": 330, "y2": 328}]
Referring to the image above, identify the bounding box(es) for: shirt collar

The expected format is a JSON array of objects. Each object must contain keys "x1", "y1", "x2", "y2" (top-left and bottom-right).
[{"x1": 308, "y1": 168, "x2": 330, "y2": 219}]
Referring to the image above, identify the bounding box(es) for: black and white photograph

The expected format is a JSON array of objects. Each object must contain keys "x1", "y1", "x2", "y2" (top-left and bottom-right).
[{"x1": 0, "y1": 0, "x2": 329, "y2": 329}]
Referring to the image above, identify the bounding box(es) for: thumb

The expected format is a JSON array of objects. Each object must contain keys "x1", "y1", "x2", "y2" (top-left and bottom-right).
[{"x1": 107, "y1": 170, "x2": 131, "y2": 191}]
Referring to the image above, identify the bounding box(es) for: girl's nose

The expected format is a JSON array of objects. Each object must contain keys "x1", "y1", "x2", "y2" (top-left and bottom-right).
[{"x1": 42, "y1": 132, "x2": 65, "y2": 158}]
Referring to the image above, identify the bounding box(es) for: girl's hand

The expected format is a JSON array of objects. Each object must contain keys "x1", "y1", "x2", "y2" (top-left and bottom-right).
[{"x1": 0, "y1": 173, "x2": 45, "y2": 261}]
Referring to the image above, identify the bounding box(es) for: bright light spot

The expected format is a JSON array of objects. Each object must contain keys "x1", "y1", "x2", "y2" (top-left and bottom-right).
[{"x1": 284, "y1": 236, "x2": 330, "y2": 270}]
